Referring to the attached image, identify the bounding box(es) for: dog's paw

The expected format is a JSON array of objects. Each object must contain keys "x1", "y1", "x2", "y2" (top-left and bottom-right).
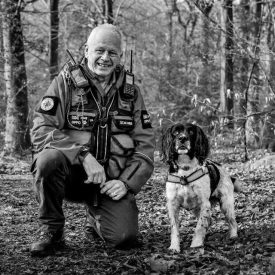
[
  {"x1": 190, "y1": 240, "x2": 204, "y2": 248},
  {"x1": 229, "y1": 230, "x2": 238, "y2": 239},
  {"x1": 168, "y1": 245, "x2": 180, "y2": 253},
  {"x1": 188, "y1": 246, "x2": 205, "y2": 255}
]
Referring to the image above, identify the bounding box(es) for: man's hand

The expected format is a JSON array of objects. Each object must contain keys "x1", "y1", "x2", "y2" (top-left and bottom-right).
[
  {"x1": 100, "y1": 180, "x2": 128, "y2": 200},
  {"x1": 82, "y1": 153, "x2": 106, "y2": 184}
]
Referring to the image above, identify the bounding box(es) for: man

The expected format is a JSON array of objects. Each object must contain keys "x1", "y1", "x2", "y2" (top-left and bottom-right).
[{"x1": 30, "y1": 24, "x2": 155, "y2": 256}]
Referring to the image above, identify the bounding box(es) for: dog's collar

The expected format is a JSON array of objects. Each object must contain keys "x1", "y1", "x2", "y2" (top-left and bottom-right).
[{"x1": 167, "y1": 167, "x2": 209, "y2": 185}]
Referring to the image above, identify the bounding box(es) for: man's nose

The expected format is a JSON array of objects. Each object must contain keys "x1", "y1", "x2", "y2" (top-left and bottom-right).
[{"x1": 101, "y1": 51, "x2": 110, "y2": 60}]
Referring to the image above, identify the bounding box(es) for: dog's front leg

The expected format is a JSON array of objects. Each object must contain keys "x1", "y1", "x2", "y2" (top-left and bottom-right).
[
  {"x1": 166, "y1": 183, "x2": 181, "y2": 252},
  {"x1": 191, "y1": 201, "x2": 211, "y2": 248}
]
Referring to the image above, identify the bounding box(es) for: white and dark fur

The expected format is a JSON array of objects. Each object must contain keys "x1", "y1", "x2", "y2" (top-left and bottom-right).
[{"x1": 161, "y1": 123, "x2": 239, "y2": 252}]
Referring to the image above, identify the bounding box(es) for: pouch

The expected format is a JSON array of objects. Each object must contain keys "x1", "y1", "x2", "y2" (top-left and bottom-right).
[{"x1": 106, "y1": 134, "x2": 134, "y2": 179}]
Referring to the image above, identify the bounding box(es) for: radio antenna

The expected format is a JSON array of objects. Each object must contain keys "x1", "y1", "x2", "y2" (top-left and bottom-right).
[
  {"x1": 66, "y1": 49, "x2": 76, "y2": 65},
  {"x1": 129, "y1": 50, "x2": 133, "y2": 73}
]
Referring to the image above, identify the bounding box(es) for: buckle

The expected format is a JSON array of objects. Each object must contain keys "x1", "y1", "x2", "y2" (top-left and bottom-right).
[
  {"x1": 99, "y1": 117, "x2": 108, "y2": 127},
  {"x1": 180, "y1": 176, "x2": 188, "y2": 185}
]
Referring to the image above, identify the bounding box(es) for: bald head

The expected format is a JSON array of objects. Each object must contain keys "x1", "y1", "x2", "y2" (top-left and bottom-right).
[
  {"x1": 87, "y1": 24, "x2": 122, "y2": 53},
  {"x1": 85, "y1": 24, "x2": 123, "y2": 79}
]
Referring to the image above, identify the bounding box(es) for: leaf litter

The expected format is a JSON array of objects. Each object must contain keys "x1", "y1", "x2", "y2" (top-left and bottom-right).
[{"x1": 0, "y1": 151, "x2": 274, "y2": 274}]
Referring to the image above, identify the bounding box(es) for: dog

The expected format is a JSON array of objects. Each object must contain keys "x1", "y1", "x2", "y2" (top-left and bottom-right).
[{"x1": 161, "y1": 122, "x2": 240, "y2": 252}]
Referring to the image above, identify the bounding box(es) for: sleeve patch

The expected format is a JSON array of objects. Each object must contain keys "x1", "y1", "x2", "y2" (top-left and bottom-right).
[
  {"x1": 141, "y1": 110, "x2": 152, "y2": 129},
  {"x1": 38, "y1": 96, "x2": 59, "y2": 115}
]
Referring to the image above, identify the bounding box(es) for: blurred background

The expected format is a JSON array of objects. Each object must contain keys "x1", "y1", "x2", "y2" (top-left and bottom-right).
[{"x1": 1, "y1": 0, "x2": 275, "y2": 160}]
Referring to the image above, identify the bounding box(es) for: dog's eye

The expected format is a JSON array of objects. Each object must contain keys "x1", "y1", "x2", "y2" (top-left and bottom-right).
[{"x1": 173, "y1": 131, "x2": 179, "y2": 136}]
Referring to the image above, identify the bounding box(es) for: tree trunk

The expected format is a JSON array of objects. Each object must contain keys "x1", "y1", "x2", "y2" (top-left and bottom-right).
[
  {"x1": 263, "y1": 1, "x2": 275, "y2": 150},
  {"x1": 220, "y1": 0, "x2": 234, "y2": 128},
  {"x1": 1, "y1": 0, "x2": 30, "y2": 154},
  {"x1": 236, "y1": 0, "x2": 250, "y2": 161},
  {"x1": 161, "y1": 0, "x2": 174, "y2": 101},
  {"x1": 200, "y1": 6, "x2": 212, "y2": 97},
  {"x1": 236, "y1": 1, "x2": 249, "y2": 128},
  {"x1": 247, "y1": 0, "x2": 262, "y2": 147},
  {"x1": 49, "y1": 0, "x2": 59, "y2": 80},
  {"x1": 102, "y1": 0, "x2": 113, "y2": 24}
]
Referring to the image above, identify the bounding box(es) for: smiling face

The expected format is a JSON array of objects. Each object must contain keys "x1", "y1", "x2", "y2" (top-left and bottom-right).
[{"x1": 85, "y1": 25, "x2": 122, "y2": 79}]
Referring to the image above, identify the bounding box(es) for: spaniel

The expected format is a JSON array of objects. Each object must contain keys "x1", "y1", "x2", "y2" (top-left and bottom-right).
[{"x1": 161, "y1": 123, "x2": 240, "y2": 252}]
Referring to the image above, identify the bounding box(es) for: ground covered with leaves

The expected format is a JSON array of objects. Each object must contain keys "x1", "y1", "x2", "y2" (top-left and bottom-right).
[{"x1": 0, "y1": 150, "x2": 274, "y2": 274}]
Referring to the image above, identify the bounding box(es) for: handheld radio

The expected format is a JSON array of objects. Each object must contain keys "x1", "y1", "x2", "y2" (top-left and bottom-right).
[
  {"x1": 66, "y1": 49, "x2": 89, "y2": 88},
  {"x1": 124, "y1": 50, "x2": 135, "y2": 100}
]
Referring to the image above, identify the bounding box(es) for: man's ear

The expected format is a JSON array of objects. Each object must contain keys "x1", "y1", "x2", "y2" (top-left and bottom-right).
[{"x1": 84, "y1": 44, "x2": 88, "y2": 58}]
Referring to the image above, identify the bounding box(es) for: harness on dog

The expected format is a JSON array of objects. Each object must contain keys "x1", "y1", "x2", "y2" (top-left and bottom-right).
[
  {"x1": 167, "y1": 159, "x2": 221, "y2": 195},
  {"x1": 167, "y1": 167, "x2": 209, "y2": 186},
  {"x1": 205, "y1": 159, "x2": 221, "y2": 194}
]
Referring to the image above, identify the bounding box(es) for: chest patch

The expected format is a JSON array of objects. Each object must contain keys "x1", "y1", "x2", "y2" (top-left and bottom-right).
[
  {"x1": 68, "y1": 111, "x2": 97, "y2": 128},
  {"x1": 116, "y1": 118, "x2": 134, "y2": 128},
  {"x1": 38, "y1": 96, "x2": 59, "y2": 115}
]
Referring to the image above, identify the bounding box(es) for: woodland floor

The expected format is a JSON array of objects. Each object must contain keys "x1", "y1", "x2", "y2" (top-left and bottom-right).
[{"x1": 0, "y1": 149, "x2": 274, "y2": 275}]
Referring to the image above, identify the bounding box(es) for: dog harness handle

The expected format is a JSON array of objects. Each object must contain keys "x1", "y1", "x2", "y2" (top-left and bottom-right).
[{"x1": 167, "y1": 167, "x2": 209, "y2": 185}]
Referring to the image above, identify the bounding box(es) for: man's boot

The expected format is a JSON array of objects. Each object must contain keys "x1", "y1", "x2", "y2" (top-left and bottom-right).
[{"x1": 30, "y1": 229, "x2": 65, "y2": 256}]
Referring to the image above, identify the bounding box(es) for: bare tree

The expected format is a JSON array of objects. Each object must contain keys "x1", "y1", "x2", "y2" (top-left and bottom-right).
[
  {"x1": 200, "y1": 5, "x2": 213, "y2": 96},
  {"x1": 102, "y1": 0, "x2": 113, "y2": 23},
  {"x1": 247, "y1": 0, "x2": 262, "y2": 146},
  {"x1": 262, "y1": 1, "x2": 275, "y2": 149},
  {"x1": 220, "y1": 0, "x2": 234, "y2": 128},
  {"x1": 49, "y1": 0, "x2": 59, "y2": 80},
  {"x1": 236, "y1": 0, "x2": 250, "y2": 127},
  {"x1": 1, "y1": 0, "x2": 30, "y2": 154}
]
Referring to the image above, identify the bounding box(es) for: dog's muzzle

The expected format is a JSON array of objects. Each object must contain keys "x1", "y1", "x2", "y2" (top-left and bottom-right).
[{"x1": 175, "y1": 135, "x2": 190, "y2": 153}]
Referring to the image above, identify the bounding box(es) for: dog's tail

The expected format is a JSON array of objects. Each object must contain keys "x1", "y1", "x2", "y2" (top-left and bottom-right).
[{"x1": 231, "y1": 177, "x2": 242, "y2": 193}]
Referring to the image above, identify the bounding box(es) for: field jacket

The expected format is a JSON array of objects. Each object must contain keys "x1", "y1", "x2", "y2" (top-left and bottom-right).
[{"x1": 31, "y1": 63, "x2": 155, "y2": 194}]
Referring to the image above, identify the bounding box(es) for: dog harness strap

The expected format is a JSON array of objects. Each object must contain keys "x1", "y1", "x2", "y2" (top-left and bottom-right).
[
  {"x1": 167, "y1": 168, "x2": 209, "y2": 185},
  {"x1": 205, "y1": 160, "x2": 221, "y2": 195}
]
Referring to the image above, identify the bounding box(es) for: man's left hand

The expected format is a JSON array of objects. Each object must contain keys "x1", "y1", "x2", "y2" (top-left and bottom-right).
[{"x1": 100, "y1": 180, "x2": 128, "y2": 200}]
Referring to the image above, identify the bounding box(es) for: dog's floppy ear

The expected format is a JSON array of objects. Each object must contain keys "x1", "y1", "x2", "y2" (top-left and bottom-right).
[
  {"x1": 186, "y1": 123, "x2": 210, "y2": 164},
  {"x1": 160, "y1": 125, "x2": 174, "y2": 164}
]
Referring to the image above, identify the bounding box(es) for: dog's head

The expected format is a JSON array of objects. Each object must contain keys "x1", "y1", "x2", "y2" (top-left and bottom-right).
[{"x1": 161, "y1": 123, "x2": 210, "y2": 167}]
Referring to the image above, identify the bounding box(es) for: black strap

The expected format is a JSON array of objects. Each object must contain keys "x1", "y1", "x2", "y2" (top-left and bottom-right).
[
  {"x1": 205, "y1": 160, "x2": 221, "y2": 195},
  {"x1": 167, "y1": 167, "x2": 209, "y2": 186}
]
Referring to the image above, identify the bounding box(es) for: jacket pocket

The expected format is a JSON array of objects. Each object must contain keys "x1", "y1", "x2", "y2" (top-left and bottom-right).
[
  {"x1": 106, "y1": 134, "x2": 135, "y2": 179},
  {"x1": 110, "y1": 134, "x2": 135, "y2": 156}
]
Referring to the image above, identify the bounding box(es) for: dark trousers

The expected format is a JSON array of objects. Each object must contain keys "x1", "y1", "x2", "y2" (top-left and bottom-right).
[{"x1": 31, "y1": 149, "x2": 139, "y2": 248}]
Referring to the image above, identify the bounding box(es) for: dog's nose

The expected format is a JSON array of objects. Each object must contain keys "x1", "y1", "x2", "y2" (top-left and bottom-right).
[{"x1": 178, "y1": 136, "x2": 187, "y2": 143}]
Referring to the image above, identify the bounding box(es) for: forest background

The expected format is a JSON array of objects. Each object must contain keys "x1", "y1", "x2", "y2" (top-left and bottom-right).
[
  {"x1": 1, "y1": 0, "x2": 275, "y2": 156},
  {"x1": 0, "y1": 0, "x2": 275, "y2": 274}
]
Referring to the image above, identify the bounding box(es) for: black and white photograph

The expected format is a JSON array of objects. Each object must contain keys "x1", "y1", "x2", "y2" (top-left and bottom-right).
[{"x1": 0, "y1": 0, "x2": 274, "y2": 274}]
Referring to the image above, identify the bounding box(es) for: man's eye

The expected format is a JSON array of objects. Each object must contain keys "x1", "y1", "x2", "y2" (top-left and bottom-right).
[
  {"x1": 96, "y1": 49, "x2": 104, "y2": 54},
  {"x1": 109, "y1": 51, "x2": 118, "y2": 57}
]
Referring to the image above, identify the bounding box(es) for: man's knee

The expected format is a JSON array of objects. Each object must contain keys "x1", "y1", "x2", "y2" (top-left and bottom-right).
[
  {"x1": 104, "y1": 225, "x2": 138, "y2": 249},
  {"x1": 33, "y1": 149, "x2": 67, "y2": 178}
]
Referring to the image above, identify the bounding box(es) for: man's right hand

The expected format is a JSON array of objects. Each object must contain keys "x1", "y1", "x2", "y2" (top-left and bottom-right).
[{"x1": 82, "y1": 153, "x2": 106, "y2": 184}]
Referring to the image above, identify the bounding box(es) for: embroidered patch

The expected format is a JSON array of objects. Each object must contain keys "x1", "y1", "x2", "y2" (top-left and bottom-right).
[
  {"x1": 117, "y1": 119, "x2": 134, "y2": 128},
  {"x1": 68, "y1": 112, "x2": 97, "y2": 128},
  {"x1": 38, "y1": 96, "x2": 59, "y2": 115},
  {"x1": 141, "y1": 110, "x2": 152, "y2": 129}
]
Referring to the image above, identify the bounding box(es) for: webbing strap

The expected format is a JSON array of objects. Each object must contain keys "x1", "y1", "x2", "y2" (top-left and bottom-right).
[{"x1": 167, "y1": 167, "x2": 209, "y2": 186}]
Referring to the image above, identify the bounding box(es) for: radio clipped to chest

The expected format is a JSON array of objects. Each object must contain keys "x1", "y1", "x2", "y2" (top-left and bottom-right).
[
  {"x1": 66, "y1": 49, "x2": 89, "y2": 88},
  {"x1": 121, "y1": 50, "x2": 136, "y2": 102},
  {"x1": 123, "y1": 71, "x2": 135, "y2": 101}
]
